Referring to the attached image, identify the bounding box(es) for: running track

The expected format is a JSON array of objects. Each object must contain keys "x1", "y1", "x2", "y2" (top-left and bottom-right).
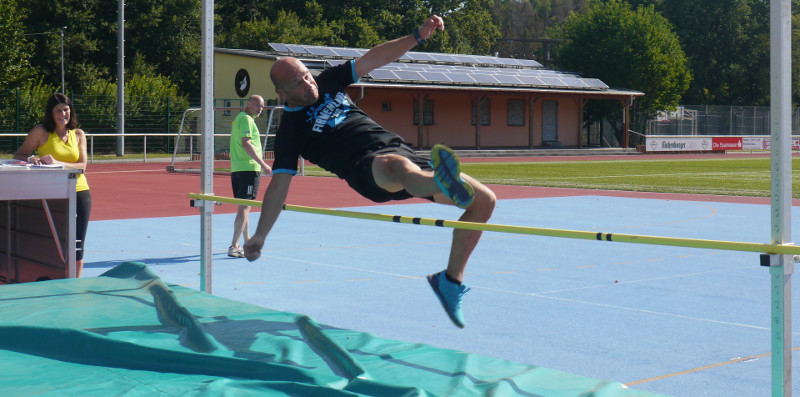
[{"x1": 88, "y1": 153, "x2": 797, "y2": 221}]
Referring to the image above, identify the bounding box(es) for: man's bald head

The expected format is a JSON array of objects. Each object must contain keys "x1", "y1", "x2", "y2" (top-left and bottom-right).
[{"x1": 270, "y1": 57, "x2": 319, "y2": 107}]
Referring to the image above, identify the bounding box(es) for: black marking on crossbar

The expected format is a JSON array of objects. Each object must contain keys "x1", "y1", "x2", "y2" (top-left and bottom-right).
[
  {"x1": 393, "y1": 215, "x2": 401, "y2": 223},
  {"x1": 596, "y1": 232, "x2": 613, "y2": 241},
  {"x1": 412, "y1": 217, "x2": 422, "y2": 224},
  {"x1": 435, "y1": 219, "x2": 445, "y2": 227}
]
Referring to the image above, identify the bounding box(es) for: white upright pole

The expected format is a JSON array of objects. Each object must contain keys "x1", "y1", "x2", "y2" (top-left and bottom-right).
[
  {"x1": 116, "y1": 0, "x2": 125, "y2": 156},
  {"x1": 769, "y1": 1, "x2": 792, "y2": 396},
  {"x1": 199, "y1": 0, "x2": 214, "y2": 293}
]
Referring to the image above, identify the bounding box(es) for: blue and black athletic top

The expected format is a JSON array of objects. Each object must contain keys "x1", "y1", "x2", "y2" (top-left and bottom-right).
[{"x1": 272, "y1": 60, "x2": 405, "y2": 178}]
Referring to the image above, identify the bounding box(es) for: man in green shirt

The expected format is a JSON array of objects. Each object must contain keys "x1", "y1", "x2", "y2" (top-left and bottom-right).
[{"x1": 228, "y1": 95, "x2": 272, "y2": 257}]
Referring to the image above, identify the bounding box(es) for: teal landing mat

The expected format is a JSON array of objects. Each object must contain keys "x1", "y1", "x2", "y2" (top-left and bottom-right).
[{"x1": 0, "y1": 262, "x2": 664, "y2": 396}]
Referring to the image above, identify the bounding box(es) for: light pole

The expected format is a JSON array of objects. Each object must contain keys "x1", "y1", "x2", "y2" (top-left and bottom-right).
[
  {"x1": 23, "y1": 27, "x2": 67, "y2": 93},
  {"x1": 60, "y1": 26, "x2": 66, "y2": 94}
]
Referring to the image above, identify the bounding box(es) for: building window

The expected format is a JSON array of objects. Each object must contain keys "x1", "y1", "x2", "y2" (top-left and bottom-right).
[
  {"x1": 471, "y1": 98, "x2": 490, "y2": 126},
  {"x1": 507, "y1": 99, "x2": 525, "y2": 126},
  {"x1": 413, "y1": 99, "x2": 434, "y2": 125},
  {"x1": 223, "y1": 100, "x2": 232, "y2": 116}
]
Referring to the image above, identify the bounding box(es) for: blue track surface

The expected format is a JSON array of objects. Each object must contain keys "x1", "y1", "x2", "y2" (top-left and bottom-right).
[{"x1": 83, "y1": 196, "x2": 800, "y2": 396}]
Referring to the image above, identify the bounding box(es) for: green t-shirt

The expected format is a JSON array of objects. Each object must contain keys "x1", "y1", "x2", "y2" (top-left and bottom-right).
[{"x1": 230, "y1": 111, "x2": 262, "y2": 172}]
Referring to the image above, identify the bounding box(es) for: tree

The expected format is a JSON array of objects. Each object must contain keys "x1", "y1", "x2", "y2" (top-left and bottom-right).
[
  {"x1": 554, "y1": 0, "x2": 690, "y2": 141},
  {"x1": 124, "y1": 0, "x2": 202, "y2": 97},
  {"x1": 433, "y1": 0, "x2": 502, "y2": 55},
  {"x1": 650, "y1": 0, "x2": 768, "y2": 105},
  {"x1": 0, "y1": 0, "x2": 34, "y2": 90}
]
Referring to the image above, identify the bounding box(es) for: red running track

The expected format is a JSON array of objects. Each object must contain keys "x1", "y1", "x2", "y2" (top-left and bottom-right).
[{"x1": 86, "y1": 157, "x2": 791, "y2": 221}]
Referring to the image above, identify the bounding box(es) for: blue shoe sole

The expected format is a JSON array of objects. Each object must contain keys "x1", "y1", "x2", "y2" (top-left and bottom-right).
[
  {"x1": 430, "y1": 145, "x2": 474, "y2": 209},
  {"x1": 427, "y1": 273, "x2": 466, "y2": 328}
]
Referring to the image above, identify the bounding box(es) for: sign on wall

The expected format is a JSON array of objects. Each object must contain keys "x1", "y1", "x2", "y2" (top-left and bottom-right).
[{"x1": 235, "y1": 68, "x2": 250, "y2": 98}]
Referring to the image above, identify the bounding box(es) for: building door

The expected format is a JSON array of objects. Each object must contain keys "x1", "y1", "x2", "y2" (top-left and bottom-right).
[{"x1": 542, "y1": 100, "x2": 558, "y2": 144}]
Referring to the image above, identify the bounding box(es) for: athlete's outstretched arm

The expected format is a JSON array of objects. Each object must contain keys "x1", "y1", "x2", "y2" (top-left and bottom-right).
[
  {"x1": 354, "y1": 15, "x2": 444, "y2": 78},
  {"x1": 244, "y1": 173, "x2": 293, "y2": 261}
]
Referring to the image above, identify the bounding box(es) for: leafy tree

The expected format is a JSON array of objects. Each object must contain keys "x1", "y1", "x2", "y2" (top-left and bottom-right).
[
  {"x1": 19, "y1": 0, "x2": 116, "y2": 94},
  {"x1": 0, "y1": 0, "x2": 34, "y2": 90},
  {"x1": 124, "y1": 0, "x2": 202, "y2": 97},
  {"x1": 649, "y1": 0, "x2": 768, "y2": 105},
  {"x1": 218, "y1": 9, "x2": 336, "y2": 50},
  {"x1": 437, "y1": 0, "x2": 501, "y2": 55},
  {"x1": 0, "y1": 79, "x2": 57, "y2": 134},
  {"x1": 554, "y1": 0, "x2": 690, "y2": 142}
]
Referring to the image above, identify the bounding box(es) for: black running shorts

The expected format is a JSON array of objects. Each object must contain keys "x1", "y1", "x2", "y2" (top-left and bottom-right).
[
  {"x1": 231, "y1": 171, "x2": 260, "y2": 200},
  {"x1": 343, "y1": 143, "x2": 435, "y2": 203}
]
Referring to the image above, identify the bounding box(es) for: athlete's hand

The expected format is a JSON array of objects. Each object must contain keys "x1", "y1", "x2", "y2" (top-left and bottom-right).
[
  {"x1": 243, "y1": 237, "x2": 263, "y2": 262},
  {"x1": 419, "y1": 15, "x2": 444, "y2": 40}
]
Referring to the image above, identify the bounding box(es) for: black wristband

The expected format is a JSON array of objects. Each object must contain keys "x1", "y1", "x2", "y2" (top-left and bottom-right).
[{"x1": 413, "y1": 27, "x2": 425, "y2": 44}]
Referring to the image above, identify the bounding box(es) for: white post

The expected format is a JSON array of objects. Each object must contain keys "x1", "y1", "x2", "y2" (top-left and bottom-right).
[
  {"x1": 116, "y1": 0, "x2": 125, "y2": 156},
  {"x1": 769, "y1": 1, "x2": 792, "y2": 396},
  {"x1": 199, "y1": 0, "x2": 214, "y2": 293}
]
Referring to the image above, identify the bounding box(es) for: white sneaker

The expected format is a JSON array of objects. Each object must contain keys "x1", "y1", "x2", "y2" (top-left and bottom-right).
[{"x1": 227, "y1": 246, "x2": 244, "y2": 258}]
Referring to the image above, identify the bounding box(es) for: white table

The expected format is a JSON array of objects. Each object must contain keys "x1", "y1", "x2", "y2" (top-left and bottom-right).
[{"x1": 0, "y1": 166, "x2": 80, "y2": 283}]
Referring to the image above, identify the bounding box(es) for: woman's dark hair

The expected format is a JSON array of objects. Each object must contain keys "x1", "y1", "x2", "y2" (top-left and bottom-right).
[{"x1": 42, "y1": 93, "x2": 78, "y2": 132}]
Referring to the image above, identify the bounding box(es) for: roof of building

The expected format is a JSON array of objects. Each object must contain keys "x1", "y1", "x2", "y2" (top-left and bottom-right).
[{"x1": 215, "y1": 45, "x2": 643, "y2": 97}]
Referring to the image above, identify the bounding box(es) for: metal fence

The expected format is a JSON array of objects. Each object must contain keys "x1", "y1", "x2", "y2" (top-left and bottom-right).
[
  {"x1": 0, "y1": 91, "x2": 279, "y2": 155},
  {"x1": 647, "y1": 105, "x2": 800, "y2": 136}
]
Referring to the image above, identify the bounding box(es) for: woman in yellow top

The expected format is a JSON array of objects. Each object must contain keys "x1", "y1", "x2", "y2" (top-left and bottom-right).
[{"x1": 14, "y1": 93, "x2": 91, "y2": 277}]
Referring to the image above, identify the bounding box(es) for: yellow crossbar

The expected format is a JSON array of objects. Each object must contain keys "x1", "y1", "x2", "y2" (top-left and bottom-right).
[{"x1": 188, "y1": 193, "x2": 800, "y2": 255}]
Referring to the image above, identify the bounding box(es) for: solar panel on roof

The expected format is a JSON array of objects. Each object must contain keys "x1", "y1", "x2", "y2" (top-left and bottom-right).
[
  {"x1": 561, "y1": 78, "x2": 588, "y2": 88},
  {"x1": 493, "y1": 74, "x2": 523, "y2": 85},
  {"x1": 447, "y1": 72, "x2": 475, "y2": 84},
  {"x1": 517, "y1": 59, "x2": 543, "y2": 68},
  {"x1": 584, "y1": 79, "x2": 609, "y2": 89},
  {"x1": 406, "y1": 53, "x2": 437, "y2": 61},
  {"x1": 266, "y1": 43, "x2": 609, "y2": 90},
  {"x1": 517, "y1": 76, "x2": 544, "y2": 86},
  {"x1": 471, "y1": 74, "x2": 499, "y2": 84},
  {"x1": 367, "y1": 69, "x2": 400, "y2": 81},
  {"x1": 461, "y1": 56, "x2": 484, "y2": 64},
  {"x1": 539, "y1": 77, "x2": 565, "y2": 87},
  {"x1": 286, "y1": 44, "x2": 308, "y2": 54},
  {"x1": 426, "y1": 53, "x2": 460, "y2": 63},
  {"x1": 501, "y1": 59, "x2": 524, "y2": 66},
  {"x1": 341, "y1": 48, "x2": 367, "y2": 57},
  {"x1": 474, "y1": 56, "x2": 504, "y2": 65},
  {"x1": 269, "y1": 43, "x2": 290, "y2": 53},
  {"x1": 395, "y1": 71, "x2": 425, "y2": 81},
  {"x1": 307, "y1": 46, "x2": 338, "y2": 56},
  {"x1": 418, "y1": 71, "x2": 451, "y2": 83}
]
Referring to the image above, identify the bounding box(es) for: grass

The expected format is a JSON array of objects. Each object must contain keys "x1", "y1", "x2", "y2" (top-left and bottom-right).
[{"x1": 303, "y1": 157, "x2": 800, "y2": 198}]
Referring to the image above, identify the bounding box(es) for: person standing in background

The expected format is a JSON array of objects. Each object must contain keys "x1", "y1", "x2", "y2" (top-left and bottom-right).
[
  {"x1": 14, "y1": 93, "x2": 91, "y2": 277},
  {"x1": 228, "y1": 95, "x2": 272, "y2": 258}
]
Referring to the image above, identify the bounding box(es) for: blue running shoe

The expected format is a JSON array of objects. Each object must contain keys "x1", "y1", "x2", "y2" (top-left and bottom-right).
[
  {"x1": 430, "y1": 144, "x2": 474, "y2": 209},
  {"x1": 427, "y1": 271, "x2": 470, "y2": 328}
]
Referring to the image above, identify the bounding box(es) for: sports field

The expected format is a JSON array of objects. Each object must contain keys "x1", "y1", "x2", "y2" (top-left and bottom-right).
[{"x1": 301, "y1": 154, "x2": 800, "y2": 197}]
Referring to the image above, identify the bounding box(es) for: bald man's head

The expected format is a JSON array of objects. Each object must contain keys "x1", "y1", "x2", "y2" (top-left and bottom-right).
[{"x1": 270, "y1": 57, "x2": 319, "y2": 107}]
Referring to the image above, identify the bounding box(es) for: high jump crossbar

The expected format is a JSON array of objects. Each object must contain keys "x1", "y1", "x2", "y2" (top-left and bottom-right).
[{"x1": 188, "y1": 193, "x2": 800, "y2": 256}]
